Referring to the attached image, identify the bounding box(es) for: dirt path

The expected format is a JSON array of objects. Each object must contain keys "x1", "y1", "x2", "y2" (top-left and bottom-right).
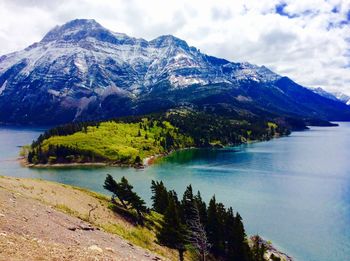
[{"x1": 0, "y1": 176, "x2": 171, "y2": 261}]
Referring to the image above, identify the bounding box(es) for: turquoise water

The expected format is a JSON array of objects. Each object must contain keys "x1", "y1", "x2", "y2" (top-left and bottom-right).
[{"x1": 1, "y1": 124, "x2": 350, "y2": 261}]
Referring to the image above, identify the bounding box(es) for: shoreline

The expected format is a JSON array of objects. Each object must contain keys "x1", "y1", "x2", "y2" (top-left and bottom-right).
[
  {"x1": 19, "y1": 137, "x2": 283, "y2": 169},
  {"x1": 19, "y1": 157, "x2": 135, "y2": 169},
  {"x1": 20, "y1": 150, "x2": 177, "y2": 169},
  {"x1": 142, "y1": 147, "x2": 197, "y2": 166},
  {"x1": 20, "y1": 144, "x2": 237, "y2": 169},
  {"x1": 249, "y1": 235, "x2": 294, "y2": 261}
]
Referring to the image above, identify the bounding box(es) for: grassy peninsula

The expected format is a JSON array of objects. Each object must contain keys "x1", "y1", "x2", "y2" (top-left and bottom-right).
[
  {"x1": 25, "y1": 109, "x2": 290, "y2": 167},
  {"x1": 28, "y1": 119, "x2": 193, "y2": 166}
]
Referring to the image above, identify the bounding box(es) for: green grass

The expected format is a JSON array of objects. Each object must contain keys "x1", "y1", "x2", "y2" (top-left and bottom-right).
[
  {"x1": 54, "y1": 203, "x2": 161, "y2": 254},
  {"x1": 55, "y1": 203, "x2": 80, "y2": 217},
  {"x1": 39, "y1": 119, "x2": 193, "y2": 164},
  {"x1": 100, "y1": 211, "x2": 178, "y2": 260},
  {"x1": 102, "y1": 223, "x2": 154, "y2": 247},
  {"x1": 51, "y1": 187, "x2": 165, "y2": 256}
]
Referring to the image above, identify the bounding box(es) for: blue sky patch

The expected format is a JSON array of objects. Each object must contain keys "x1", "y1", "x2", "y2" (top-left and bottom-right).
[{"x1": 275, "y1": 3, "x2": 298, "y2": 18}]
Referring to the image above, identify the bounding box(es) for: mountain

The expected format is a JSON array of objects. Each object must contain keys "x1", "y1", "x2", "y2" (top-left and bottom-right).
[
  {"x1": 311, "y1": 87, "x2": 350, "y2": 106},
  {"x1": 334, "y1": 92, "x2": 350, "y2": 105},
  {"x1": 1, "y1": 18, "x2": 350, "y2": 125},
  {"x1": 311, "y1": 87, "x2": 339, "y2": 102}
]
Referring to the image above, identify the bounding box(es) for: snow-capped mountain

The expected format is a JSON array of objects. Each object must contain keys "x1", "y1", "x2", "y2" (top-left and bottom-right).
[
  {"x1": 1, "y1": 19, "x2": 350, "y2": 124},
  {"x1": 334, "y1": 92, "x2": 350, "y2": 105},
  {"x1": 311, "y1": 87, "x2": 339, "y2": 102},
  {"x1": 311, "y1": 87, "x2": 350, "y2": 106}
]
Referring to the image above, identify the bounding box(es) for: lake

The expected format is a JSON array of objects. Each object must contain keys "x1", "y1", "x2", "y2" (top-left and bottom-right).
[{"x1": 0, "y1": 123, "x2": 350, "y2": 261}]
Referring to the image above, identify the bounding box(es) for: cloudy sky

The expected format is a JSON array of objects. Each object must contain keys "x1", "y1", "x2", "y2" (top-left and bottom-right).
[{"x1": 0, "y1": 0, "x2": 349, "y2": 94}]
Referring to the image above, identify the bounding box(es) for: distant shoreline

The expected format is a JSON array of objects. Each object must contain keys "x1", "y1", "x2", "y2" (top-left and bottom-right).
[
  {"x1": 20, "y1": 145, "x2": 226, "y2": 169},
  {"x1": 19, "y1": 149, "x2": 181, "y2": 169},
  {"x1": 20, "y1": 157, "x2": 137, "y2": 169},
  {"x1": 19, "y1": 140, "x2": 268, "y2": 169}
]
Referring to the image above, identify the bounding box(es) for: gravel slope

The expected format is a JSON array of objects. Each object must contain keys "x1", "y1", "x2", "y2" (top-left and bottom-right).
[{"x1": 0, "y1": 176, "x2": 169, "y2": 261}]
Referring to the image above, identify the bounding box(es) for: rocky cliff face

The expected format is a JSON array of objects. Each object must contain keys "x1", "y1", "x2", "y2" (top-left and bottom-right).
[{"x1": 1, "y1": 19, "x2": 349, "y2": 124}]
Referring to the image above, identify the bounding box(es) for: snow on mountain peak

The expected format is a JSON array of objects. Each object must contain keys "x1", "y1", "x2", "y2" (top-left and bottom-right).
[
  {"x1": 41, "y1": 19, "x2": 102, "y2": 42},
  {"x1": 40, "y1": 18, "x2": 131, "y2": 45},
  {"x1": 150, "y1": 35, "x2": 190, "y2": 50},
  {"x1": 0, "y1": 18, "x2": 288, "y2": 122},
  {"x1": 311, "y1": 87, "x2": 350, "y2": 105},
  {"x1": 1, "y1": 19, "x2": 350, "y2": 124}
]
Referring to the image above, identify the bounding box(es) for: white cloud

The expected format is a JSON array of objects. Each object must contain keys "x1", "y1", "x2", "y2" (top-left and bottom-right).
[{"x1": 0, "y1": 0, "x2": 349, "y2": 94}]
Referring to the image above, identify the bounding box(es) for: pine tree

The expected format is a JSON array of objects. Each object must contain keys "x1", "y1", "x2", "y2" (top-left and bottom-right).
[
  {"x1": 157, "y1": 195, "x2": 187, "y2": 261},
  {"x1": 225, "y1": 207, "x2": 243, "y2": 260},
  {"x1": 194, "y1": 191, "x2": 207, "y2": 226},
  {"x1": 127, "y1": 189, "x2": 147, "y2": 224},
  {"x1": 186, "y1": 203, "x2": 210, "y2": 261},
  {"x1": 230, "y1": 212, "x2": 252, "y2": 261},
  {"x1": 118, "y1": 176, "x2": 147, "y2": 223},
  {"x1": 206, "y1": 196, "x2": 224, "y2": 256},
  {"x1": 103, "y1": 174, "x2": 127, "y2": 208},
  {"x1": 181, "y1": 185, "x2": 195, "y2": 222},
  {"x1": 119, "y1": 176, "x2": 134, "y2": 203},
  {"x1": 104, "y1": 175, "x2": 147, "y2": 224},
  {"x1": 151, "y1": 180, "x2": 169, "y2": 214}
]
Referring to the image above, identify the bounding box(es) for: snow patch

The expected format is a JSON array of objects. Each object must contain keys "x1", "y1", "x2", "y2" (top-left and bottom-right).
[
  {"x1": 169, "y1": 75, "x2": 207, "y2": 87},
  {"x1": 47, "y1": 89, "x2": 60, "y2": 97},
  {"x1": 74, "y1": 57, "x2": 88, "y2": 74},
  {"x1": 0, "y1": 80, "x2": 7, "y2": 95}
]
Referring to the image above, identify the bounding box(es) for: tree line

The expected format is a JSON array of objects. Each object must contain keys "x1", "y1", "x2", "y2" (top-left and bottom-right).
[
  {"x1": 104, "y1": 175, "x2": 268, "y2": 261},
  {"x1": 28, "y1": 109, "x2": 287, "y2": 165},
  {"x1": 31, "y1": 109, "x2": 287, "y2": 148},
  {"x1": 27, "y1": 144, "x2": 103, "y2": 164},
  {"x1": 31, "y1": 121, "x2": 100, "y2": 148}
]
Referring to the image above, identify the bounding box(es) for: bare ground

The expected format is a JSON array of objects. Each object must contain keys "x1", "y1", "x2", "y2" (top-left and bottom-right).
[{"x1": 0, "y1": 176, "x2": 174, "y2": 261}]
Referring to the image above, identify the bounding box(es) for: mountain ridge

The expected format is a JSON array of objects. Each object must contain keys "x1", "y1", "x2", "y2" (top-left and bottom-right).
[
  {"x1": 311, "y1": 87, "x2": 350, "y2": 105},
  {"x1": 1, "y1": 18, "x2": 349, "y2": 125}
]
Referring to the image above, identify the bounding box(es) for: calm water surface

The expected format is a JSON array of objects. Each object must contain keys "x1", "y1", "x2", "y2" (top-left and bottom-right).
[{"x1": 1, "y1": 124, "x2": 350, "y2": 261}]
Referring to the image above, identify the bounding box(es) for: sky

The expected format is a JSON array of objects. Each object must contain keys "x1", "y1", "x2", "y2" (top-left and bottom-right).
[{"x1": 0, "y1": 0, "x2": 349, "y2": 95}]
